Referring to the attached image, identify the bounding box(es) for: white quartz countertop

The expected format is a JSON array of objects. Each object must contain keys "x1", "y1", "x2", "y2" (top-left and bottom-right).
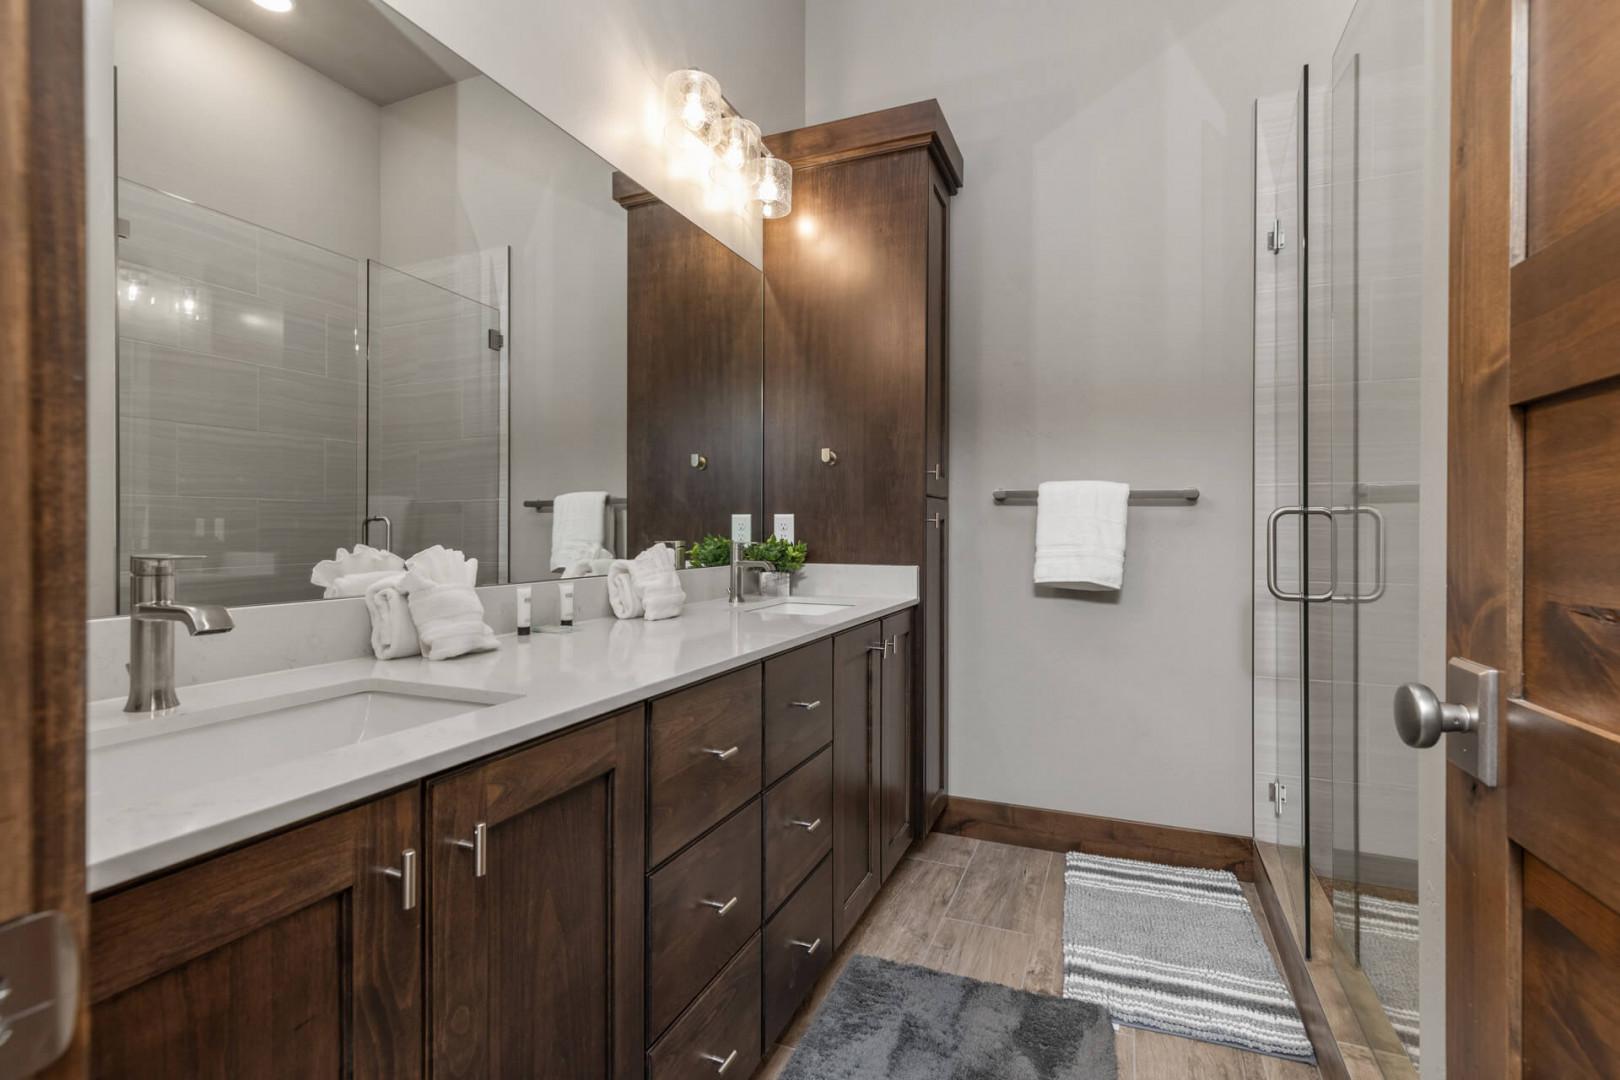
[{"x1": 87, "y1": 593, "x2": 914, "y2": 892}]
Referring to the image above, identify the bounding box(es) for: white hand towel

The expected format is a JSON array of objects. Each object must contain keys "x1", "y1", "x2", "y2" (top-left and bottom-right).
[
  {"x1": 399, "y1": 547, "x2": 496, "y2": 660},
  {"x1": 311, "y1": 544, "x2": 404, "y2": 597},
  {"x1": 631, "y1": 544, "x2": 685, "y2": 621},
  {"x1": 560, "y1": 547, "x2": 615, "y2": 579},
  {"x1": 607, "y1": 559, "x2": 642, "y2": 619},
  {"x1": 1034, "y1": 481, "x2": 1130, "y2": 590},
  {"x1": 549, "y1": 491, "x2": 609, "y2": 572},
  {"x1": 364, "y1": 573, "x2": 419, "y2": 660},
  {"x1": 327, "y1": 569, "x2": 403, "y2": 599}
]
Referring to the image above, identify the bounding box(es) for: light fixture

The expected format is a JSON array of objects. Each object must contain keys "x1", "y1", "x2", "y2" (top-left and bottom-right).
[
  {"x1": 754, "y1": 154, "x2": 793, "y2": 219},
  {"x1": 252, "y1": 0, "x2": 295, "y2": 12},
  {"x1": 663, "y1": 70, "x2": 722, "y2": 143}
]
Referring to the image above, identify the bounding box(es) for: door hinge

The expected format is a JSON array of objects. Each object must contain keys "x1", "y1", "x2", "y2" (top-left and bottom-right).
[
  {"x1": 115, "y1": 217, "x2": 131, "y2": 240},
  {"x1": 487, "y1": 328, "x2": 504, "y2": 352},
  {"x1": 1268, "y1": 780, "x2": 1287, "y2": 817},
  {"x1": 1266, "y1": 218, "x2": 1285, "y2": 254}
]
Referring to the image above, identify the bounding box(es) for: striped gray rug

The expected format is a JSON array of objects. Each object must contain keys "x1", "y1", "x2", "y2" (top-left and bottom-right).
[
  {"x1": 1061, "y1": 852, "x2": 1314, "y2": 1062},
  {"x1": 1357, "y1": 894, "x2": 1420, "y2": 1064}
]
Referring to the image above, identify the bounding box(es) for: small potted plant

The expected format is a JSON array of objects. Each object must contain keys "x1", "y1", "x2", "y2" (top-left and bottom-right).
[
  {"x1": 745, "y1": 537, "x2": 808, "y2": 597},
  {"x1": 685, "y1": 534, "x2": 734, "y2": 569}
]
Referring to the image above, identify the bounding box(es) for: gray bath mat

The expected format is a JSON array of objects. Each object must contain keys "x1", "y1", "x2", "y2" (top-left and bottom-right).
[
  {"x1": 1357, "y1": 893, "x2": 1420, "y2": 1064},
  {"x1": 781, "y1": 954, "x2": 1117, "y2": 1080},
  {"x1": 1061, "y1": 852, "x2": 1314, "y2": 1062}
]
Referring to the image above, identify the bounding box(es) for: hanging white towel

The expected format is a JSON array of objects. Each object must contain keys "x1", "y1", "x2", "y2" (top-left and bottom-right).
[
  {"x1": 364, "y1": 573, "x2": 419, "y2": 660},
  {"x1": 549, "y1": 492, "x2": 609, "y2": 572},
  {"x1": 1034, "y1": 481, "x2": 1130, "y2": 590}
]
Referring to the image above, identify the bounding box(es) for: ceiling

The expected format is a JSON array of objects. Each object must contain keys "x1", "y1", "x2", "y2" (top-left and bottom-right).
[{"x1": 189, "y1": 0, "x2": 480, "y2": 106}]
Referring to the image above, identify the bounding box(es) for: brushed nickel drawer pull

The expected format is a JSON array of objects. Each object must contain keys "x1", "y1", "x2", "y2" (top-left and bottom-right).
[
  {"x1": 452, "y1": 822, "x2": 488, "y2": 878},
  {"x1": 699, "y1": 1049, "x2": 739, "y2": 1074},
  {"x1": 702, "y1": 745, "x2": 740, "y2": 761},
  {"x1": 790, "y1": 817, "x2": 822, "y2": 832},
  {"x1": 867, "y1": 641, "x2": 886, "y2": 653},
  {"x1": 789, "y1": 699, "x2": 822, "y2": 710},
  {"x1": 380, "y1": 848, "x2": 418, "y2": 910},
  {"x1": 700, "y1": 896, "x2": 740, "y2": 917},
  {"x1": 928, "y1": 464, "x2": 944, "y2": 479},
  {"x1": 790, "y1": 937, "x2": 822, "y2": 955}
]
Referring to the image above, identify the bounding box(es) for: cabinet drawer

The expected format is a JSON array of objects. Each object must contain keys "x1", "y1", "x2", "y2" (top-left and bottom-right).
[
  {"x1": 764, "y1": 639, "x2": 834, "y2": 784},
  {"x1": 649, "y1": 666, "x2": 763, "y2": 866},
  {"x1": 763, "y1": 856, "x2": 833, "y2": 1046},
  {"x1": 763, "y1": 747, "x2": 833, "y2": 915},
  {"x1": 647, "y1": 935, "x2": 762, "y2": 1080},
  {"x1": 648, "y1": 801, "x2": 762, "y2": 1039}
]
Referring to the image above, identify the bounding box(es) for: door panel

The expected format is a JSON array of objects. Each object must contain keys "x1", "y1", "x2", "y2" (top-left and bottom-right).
[
  {"x1": 921, "y1": 497, "x2": 947, "y2": 829},
  {"x1": 924, "y1": 179, "x2": 949, "y2": 500},
  {"x1": 831, "y1": 623, "x2": 881, "y2": 944},
  {"x1": 879, "y1": 609, "x2": 914, "y2": 879}
]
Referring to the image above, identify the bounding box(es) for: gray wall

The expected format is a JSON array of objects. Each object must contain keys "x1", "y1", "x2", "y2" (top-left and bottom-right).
[{"x1": 806, "y1": 1, "x2": 1354, "y2": 836}]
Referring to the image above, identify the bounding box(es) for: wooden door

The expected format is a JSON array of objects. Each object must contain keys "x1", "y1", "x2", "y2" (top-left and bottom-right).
[
  {"x1": 924, "y1": 175, "x2": 950, "y2": 501},
  {"x1": 1, "y1": 0, "x2": 88, "y2": 1073},
  {"x1": 920, "y1": 498, "x2": 948, "y2": 832},
  {"x1": 878, "y1": 609, "x2": 915, "y2": 880},
  {"x1": 428, "y1": 707, "x2": 645, "y2": 1079},
  {"x1": 830, "y1": 624, "x2": 883, "y2": 945},
  {"x1": 89, "y1": 790, "x2": 422, "y2": 1077},
  {"x1": 1449, "y1": 1, "x2": 1620, "y2": 1075},
  {"x1": 625, "y1": 201, "x2": 764, "y2": 552},
  {"x1": 763, "y1": 151, "x2": 928, "y2": 565}
]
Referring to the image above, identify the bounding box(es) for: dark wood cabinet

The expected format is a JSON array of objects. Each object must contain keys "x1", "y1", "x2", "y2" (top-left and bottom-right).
[
  {"x1": 765, "y1": 102, "x2": 959, "y2": 847},
  {"x1": 428, "y1": 707, "x2": 645, "y2": 1080},
  {"x1": 831, "y1": 624, "x2": 883, "y2": 945},
  {"x1": 89, "y1": 789, "x2": 423, "y2": 1079},
  {"x1": 618, "y1": 192, "x2": 764, "y2": 552},
  {"x1": 879, "y1": 609, "x2": 915, "y2": 879}
]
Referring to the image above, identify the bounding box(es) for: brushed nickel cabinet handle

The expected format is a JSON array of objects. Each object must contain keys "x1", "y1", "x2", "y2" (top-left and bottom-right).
[
  {"x1": 380, "y1": 848, "x2": 418, "y2": 910},
  {"x1": 867, "y1": 641, "x2": 886, "y2": 653},
  {"x1": 820, "y1": 448, "x2": 838, "y2": 466},
  {"x1": 452, "y1": 822, "x2": 487, "y2": 878},
  {"x1": 702, "y1": 745, "x2": 740, "y2": 761},
  {"x1": 699, "y1": 1050, "x2": 739, "y2": 1074},
  {"x1": 789, "y1": 699, "x2": 822, "y2": 710},
  {"x1": 928, "y1": 464, "x2": 944, "y2": 479},
  {"x1": 790, "y1": 937, "x2": 822, "y2": 955},
  {"x1": 700, "y1": 896, "x2": 740, "y2": 917},
  {"x1": 927, "y1": 513, "x2": 944, "y2": 528},
  {"x1": 790, "y1": 817, "x2": 822, "y2": 832}
]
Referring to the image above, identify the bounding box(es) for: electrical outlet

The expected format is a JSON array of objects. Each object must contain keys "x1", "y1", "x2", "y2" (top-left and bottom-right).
[
  {"x1": 730, "y1": 514, "x2": 752, "y2": 543},
  {"x1": 773, "y1": 514, "x2": 794, "y2": 542}
]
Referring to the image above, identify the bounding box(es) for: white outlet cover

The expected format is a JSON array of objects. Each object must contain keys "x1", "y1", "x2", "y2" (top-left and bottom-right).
[
  {"x1": 773, "y1": 514, "x2": 795, "y2": 542},
  {"x1": 731, "y1": 514, "x2": 752, "y2": 543}
]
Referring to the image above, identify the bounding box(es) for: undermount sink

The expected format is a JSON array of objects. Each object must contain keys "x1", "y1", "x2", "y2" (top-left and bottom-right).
[
  {"x1": 747, "y1": 600, "x2": 854, "y2": 617},
  {"x1": 89, "y1": 680, "x2": 518, "y2": 808}
]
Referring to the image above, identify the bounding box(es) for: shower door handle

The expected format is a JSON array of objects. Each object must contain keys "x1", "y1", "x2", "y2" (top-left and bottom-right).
[
  {"x1": 1329, "y1": 505, "x2": 1385, "y2": 603},
  {"x1": 1265, "y1": 506, "x2": 1336, "y2": 603}
]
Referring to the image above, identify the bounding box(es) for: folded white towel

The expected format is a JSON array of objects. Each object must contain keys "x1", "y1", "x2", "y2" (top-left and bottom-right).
[
  {"x1": 311, "y1": 544, "x2": 404, "y2": 597},
  {"x1": 325, "y1": 569, "x2": 403, "y2": 599},
  {"x1": 607, "y1": 559, "x2": 642, "y2": 619},
  {"x1": 549, "y1": 491, "x2": 609, "y2": 572},
  {"x1": 632, "y1": 543, "x2": 685, "y2": 621},
  {"x1": 560, "y1": 547, "x2": 615, "y2": 579},
  {"x1": 399, "y1": 547, "x2": 496, "y2": 660},
  {"x1": 364, "y1": 573, "x2": 419, "y2": 660},
  {"x1": 1034, "y1": 481, "x2": 1130, "y2": 590}
]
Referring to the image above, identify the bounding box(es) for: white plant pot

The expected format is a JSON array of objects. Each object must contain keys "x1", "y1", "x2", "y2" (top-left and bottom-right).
[{"x1": 758, "y1": 571, "x2": 792, "y2": 598}]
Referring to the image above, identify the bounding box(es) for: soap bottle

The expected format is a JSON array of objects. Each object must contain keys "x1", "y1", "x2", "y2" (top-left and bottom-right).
[{"x1": 516, "y1": 585, "x2": 532, "y2": 637}]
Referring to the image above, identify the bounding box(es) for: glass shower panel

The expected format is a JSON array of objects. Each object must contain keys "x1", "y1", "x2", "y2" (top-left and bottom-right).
[{"x1": 366, "y1": 260, "x2": 504, "y2": 583}]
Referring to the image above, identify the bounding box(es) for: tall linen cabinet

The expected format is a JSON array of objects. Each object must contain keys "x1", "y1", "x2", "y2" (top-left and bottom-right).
[{"x1": 763, "y1": 101, "x2": 959, "y2": 837}]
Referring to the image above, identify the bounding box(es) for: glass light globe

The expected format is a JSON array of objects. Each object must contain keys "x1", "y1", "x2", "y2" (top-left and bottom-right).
[
  {"x1": 663, "y1": 70, "x2": 722, "y2": 144},
  {"x1": 754, "y1": 155, "x2": 793, "y2": 219}
]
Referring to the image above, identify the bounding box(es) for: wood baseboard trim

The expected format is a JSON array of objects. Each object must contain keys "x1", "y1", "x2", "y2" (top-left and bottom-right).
[
  {"x1": 1253, "y1": 849, "x2": 1350, "y2": 1080},
  {"x1": 936, "y1": 796, "x2": 1255, "y2": 881}
]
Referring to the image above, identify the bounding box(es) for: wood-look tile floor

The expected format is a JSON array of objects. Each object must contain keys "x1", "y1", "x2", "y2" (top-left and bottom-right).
[{"x1": 758, "y1": 834, "x2": 1321, "y2": 1080}]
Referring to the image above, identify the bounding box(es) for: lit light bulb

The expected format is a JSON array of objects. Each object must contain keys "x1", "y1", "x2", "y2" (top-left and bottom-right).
[
  {"x1": 123, "y1": 278, "x2": 141, "y2": 303},
  {"x1": 681, "y1": 91, "x2": 706, "y2": 131}
]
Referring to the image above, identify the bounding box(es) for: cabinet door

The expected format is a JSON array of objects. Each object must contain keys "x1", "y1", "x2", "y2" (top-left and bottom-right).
[
  {"x1": 90, "y1": 789, "x2": 422, "y2": 1079},
  {"x1": 879, "y1": 609, "x2": 915, "y2": 880},
  {"x1": 831, "y1": 623, "x2": 884, "y2": 944},
  {"x1": 924, "y1": 175, "x2": 950, "y2": 501},
  {"x1": 921, "y1": 498, "x2": 948, "y2": 831},
  {"x1": 429, "y1": 707, "x2": 645, "y2": 1080}
]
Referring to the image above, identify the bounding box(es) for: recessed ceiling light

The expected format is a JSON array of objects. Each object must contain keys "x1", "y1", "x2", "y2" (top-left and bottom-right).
[{"x1": 252, "y1": 0, "x2": 295, "y2": 12}]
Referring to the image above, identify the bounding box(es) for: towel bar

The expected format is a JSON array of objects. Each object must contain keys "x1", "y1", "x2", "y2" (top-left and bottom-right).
[
  {"x1": 991, "y1": 488, "x2": 1199, "y2": 505},
  {"x1": 524, "y1": 496, "x2": 629, "y2": 511}
]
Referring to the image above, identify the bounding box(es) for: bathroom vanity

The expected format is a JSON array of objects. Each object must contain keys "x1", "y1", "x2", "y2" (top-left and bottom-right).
[{"x1": 84, "y1": 594, "x2": 916, "y2": 1079}]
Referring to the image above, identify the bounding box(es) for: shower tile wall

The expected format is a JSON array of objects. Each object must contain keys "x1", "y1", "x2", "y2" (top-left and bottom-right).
[{"x1": 117, "y1": 180, "x2": 363, "y2": 609}]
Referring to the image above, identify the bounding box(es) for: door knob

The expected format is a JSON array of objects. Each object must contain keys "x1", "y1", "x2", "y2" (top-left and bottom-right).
[{"x1": 1393, "y1": 683, "x2": 1479, "y2": 748}]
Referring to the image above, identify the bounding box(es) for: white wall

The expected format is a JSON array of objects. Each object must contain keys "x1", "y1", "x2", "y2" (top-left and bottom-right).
[
  {"x1": 807, "y1": 2, "x2": 1354, "y2": 836},
  {"x1": 378, "y1": 76, "x2": 628, "y2": 581},
  {"x1": 379, "y1": 0, "x2": 806, "y2": 268}
]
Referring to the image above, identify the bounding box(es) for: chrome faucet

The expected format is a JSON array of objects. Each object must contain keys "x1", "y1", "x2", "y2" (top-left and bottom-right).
[
  {"x1": 124, "y1": 554, "x2": 234, "y2": 714},
  {"x1": 728, "y1": 539, "x2": 774, "y2": 606}
]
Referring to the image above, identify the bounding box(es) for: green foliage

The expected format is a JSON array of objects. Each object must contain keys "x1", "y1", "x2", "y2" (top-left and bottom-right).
[
  {"x1": 687, "y1": 534, "x2": 733, "y2": 568},
  {"x1": 745, "y1": 537, "x2": 808, "y2": 574}
]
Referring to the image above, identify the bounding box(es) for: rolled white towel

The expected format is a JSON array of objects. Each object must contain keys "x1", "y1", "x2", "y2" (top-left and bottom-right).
[
  {"x1": 406, "y1": 544, "x2": 479, "y2": 587},
  {"x1": 632, "y1": 544, "x2": 685, "y2": 621},
  {"x1": 326, "y1": 569, "x2": 403, "y2": 599},
  {"x1": 400, "y1": 570, "x2": 498, "y2": 660},
  {"x1": 311, "y1": 544, "x2": 404, "y2": 597},
  {"x1": 364, "y1": 573, "x2": 419, "y2": 660},
  {"x1": 607, "y1": 560, "x2": 642, "y2": 619}
]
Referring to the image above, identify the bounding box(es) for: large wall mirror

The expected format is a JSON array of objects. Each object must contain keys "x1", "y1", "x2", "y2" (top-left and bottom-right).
[{"x1": 99, "y1": 0, "x2": 764, "y2": 614}]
